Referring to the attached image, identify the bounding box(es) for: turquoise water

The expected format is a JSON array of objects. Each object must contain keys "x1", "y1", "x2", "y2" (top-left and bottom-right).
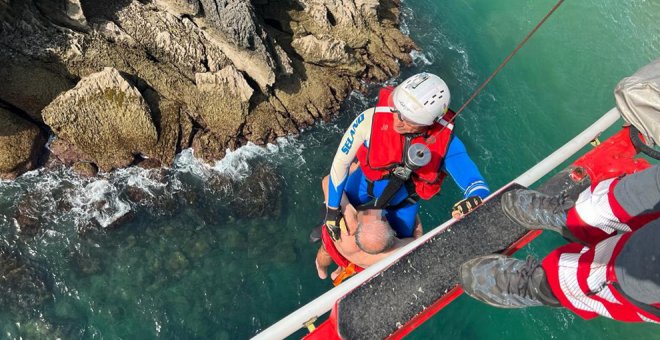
[{"x1": 0, "y1": 0, "x2": 658, "y2": 339}]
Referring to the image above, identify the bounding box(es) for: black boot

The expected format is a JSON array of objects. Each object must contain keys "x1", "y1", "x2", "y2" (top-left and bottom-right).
[
  {"x1": 460, "y1": 255, "x2": 561, "y2": 308},
  {"x1": 501, "y1": 189, "x2": 573, "y2": 234}
]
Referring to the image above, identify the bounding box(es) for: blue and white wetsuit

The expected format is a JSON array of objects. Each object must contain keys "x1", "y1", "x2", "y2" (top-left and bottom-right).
[{"x1": 327, "y1": 108, "x2": 490, "y2": 237}]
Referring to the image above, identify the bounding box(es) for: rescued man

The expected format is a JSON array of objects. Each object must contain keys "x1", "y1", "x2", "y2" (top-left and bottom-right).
[{"x1": 315, "y1": 176, "x2": 416, "y2": 281}]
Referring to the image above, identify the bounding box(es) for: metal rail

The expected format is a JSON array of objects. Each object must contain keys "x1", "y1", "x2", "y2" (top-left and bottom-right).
[{"x1": 252, "y1": 108, "x2": 621, "y2": 340}]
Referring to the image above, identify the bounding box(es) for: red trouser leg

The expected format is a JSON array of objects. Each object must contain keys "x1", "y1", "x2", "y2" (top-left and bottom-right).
[
  {"x1": 541, "y1": 231, "x2": 660, "y2": 323},
  {"x1": 566, "y1": 177, "x2": 660, "y2": 245}
]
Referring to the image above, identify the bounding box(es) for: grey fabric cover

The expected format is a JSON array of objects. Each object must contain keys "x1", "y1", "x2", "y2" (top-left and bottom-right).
[{"x1": 614, "y1": 58, "x2": 660, "y2": 146}]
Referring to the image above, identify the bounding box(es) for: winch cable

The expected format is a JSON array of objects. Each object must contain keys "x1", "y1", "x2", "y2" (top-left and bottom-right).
[{"x1": 450, "y1": 0, "x2": 566, "y2": 120}]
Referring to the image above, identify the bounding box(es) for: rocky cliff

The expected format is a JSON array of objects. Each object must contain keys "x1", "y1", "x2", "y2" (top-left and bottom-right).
[{"x1": 0, "y1": 0, "x2": 415, "y2": 177}]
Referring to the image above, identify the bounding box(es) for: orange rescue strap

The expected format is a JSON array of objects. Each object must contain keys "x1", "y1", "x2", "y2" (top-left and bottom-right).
[{"x1": 332, "y1": 263, "x2": 359, "y2": 286}]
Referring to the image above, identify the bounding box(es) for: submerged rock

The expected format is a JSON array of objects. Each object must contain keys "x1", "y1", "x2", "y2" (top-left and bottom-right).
[
  {"x1": 68, "y1": 243, "x2": 104, "y2": 276},
  {"x1": 229, "y1": 161, "x2": 283, "y2": 219},
  {"x1": 15, "y1": 319, "x2": 64, "y2": 340},
  {"x1": 167, "y1": 250, "x2": 190, "y2": 276},
  {"x1": 12, "y1": 191, "x2": 52, "y2": 237},
  {"x1": 0, "y1": 248, "x2": 52, "y2": 318}
]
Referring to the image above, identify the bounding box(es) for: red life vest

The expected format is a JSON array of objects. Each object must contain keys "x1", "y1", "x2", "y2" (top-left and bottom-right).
[{"x1": 355, "y1": 86, "x2": 454, "y2": 200}]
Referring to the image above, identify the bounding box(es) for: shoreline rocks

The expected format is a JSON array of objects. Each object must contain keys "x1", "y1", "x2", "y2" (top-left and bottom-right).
[
  {"x1": 42, "y1": 67, "x2": 159, "y2": 171},
  {"x1": 0, "y1": 106, "x2": 46, "y2": 180},
  {"x1": 0, "y1": 0, "x2": 416, "y2": 178}
]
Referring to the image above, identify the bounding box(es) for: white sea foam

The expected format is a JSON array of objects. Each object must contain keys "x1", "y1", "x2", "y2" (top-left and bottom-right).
[
  {"x1": 411, "y1": 50, "x2": 433, "y2": 66},
  {"x1": 349, "y1": 90, "x2": 370, "y2": 106},
  {"x1": 117, "y1": 168, "x2": 166, "y2": 198},
  {"x1": 399, "y1": 2, "x2": 413, "y2": 36},
  {"x1": 440, "y1": 39, "x2": 478, "y2": 92},
  {"x1": 67, "y1": 179, "x2": 131, "y2": 228},
  {"x1": 212, "y1": 143, "x2": 270, "y2": 180},
  {"x1": 170, "y1": 136, "x2": 302, "y2": 182}
]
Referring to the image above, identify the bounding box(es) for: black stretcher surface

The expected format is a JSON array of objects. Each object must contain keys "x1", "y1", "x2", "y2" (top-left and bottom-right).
[{"x1": 336, "y1": 184, "x2": 528, "y2": 339}]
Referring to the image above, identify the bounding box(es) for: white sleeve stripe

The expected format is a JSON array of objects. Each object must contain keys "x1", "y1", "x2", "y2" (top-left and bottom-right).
[{"x1": 465, "y1": 185, "x2": 489, "y2": 196}]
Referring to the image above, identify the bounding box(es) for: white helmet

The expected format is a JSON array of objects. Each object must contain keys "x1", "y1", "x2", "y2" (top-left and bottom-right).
[{"x1": 391, "y1": 73, "x2": 450, "y2": 126}]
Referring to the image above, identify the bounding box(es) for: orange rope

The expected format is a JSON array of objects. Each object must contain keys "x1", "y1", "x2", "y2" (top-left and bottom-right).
[{"x1": 451, "y1": 0, "x2": 566, "y2": 120}]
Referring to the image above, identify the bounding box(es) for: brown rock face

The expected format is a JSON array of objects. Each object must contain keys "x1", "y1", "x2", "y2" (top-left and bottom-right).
[
  {"x1": 42, "y1": 68, "x2": 158, "y2": 171},
  {"x1": 0, "y1": 0, "x2": 415, "y2": 173},
  {"x1": 72, "y1": 162, "x2": 98, "y2": 177},
  {"x1": 0, "y1": 107, "x2": 46, "y2": 179}
]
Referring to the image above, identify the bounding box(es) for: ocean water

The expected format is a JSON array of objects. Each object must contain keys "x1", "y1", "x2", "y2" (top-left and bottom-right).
[{"x1": 0, "y1": 0, "x2": 658, "y2": 339}]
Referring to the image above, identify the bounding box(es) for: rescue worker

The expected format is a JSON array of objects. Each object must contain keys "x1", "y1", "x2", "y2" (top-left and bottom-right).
[
  {"x1": 460, "y1": 165, "x2": 660, "y2": 323},
  {"x1": 324, "y1": 73, "x2": 490, "y2": 240},
  {"x1": 316, "y1": 176, "x2": 416, "y2": 281}
]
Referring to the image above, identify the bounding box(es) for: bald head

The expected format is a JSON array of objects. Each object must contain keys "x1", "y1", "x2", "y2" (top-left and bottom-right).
[{"x1": 355, "y1": 210, "x2": 396, "y2": 255}]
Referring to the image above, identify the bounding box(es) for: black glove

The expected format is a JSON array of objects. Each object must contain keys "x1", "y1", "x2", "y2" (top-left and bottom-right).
[
  {"x1": 324, "y1": 207, "x2": 343, "y2": 241},
  {"x1": 452, "y1": 196, "x2": 483, "y2": 218}
]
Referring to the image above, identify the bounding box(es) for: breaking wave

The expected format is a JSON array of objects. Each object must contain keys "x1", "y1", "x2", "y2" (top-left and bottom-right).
[
  {"x1": 0, "y1": 136, "x2": 305, "y2": 234},
  {"x1": 411, "y1": 50, "x2": 434, "y2": 66}
]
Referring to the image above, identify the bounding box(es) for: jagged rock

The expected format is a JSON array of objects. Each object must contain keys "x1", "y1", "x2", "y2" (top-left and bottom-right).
[
  {"x1": 109, "y1": 2, "x2": 231, "y2": 78},
  {"x1": 72, "y1": 162, "x2": 98, "y2": 177},
  {"x1": 0, "y1": 64, "x2": 75, "y2": 122},
  {"x1": 272, "y1": 64, "x2": 351, "y2": 126},
  {"x1": 42, "y1": 67, "x2": 158, "y2": 171},
  {"x1": 154, "y1": 0, "x2": 200, "y2": 17},
  {"x1": 189, "y1": 66, "x2": 254, "y2": 161},
  {"x1": 292, "y1": 34, "x2": 351, "y2": 66},
  {"x1": 290, "y1": 0, "x2": 415, "y2": 77},
  {"x1": 93, "y1": 20, "x2": 138, "y2": 47},
  {"x1": 195, "y1": 66, "x2": 254, "y2": 102},
  {"x1": 102, "y1": 209, "x2": 135, "y2": 229},
  {"x1": 135, "y1": 158, "x2": 162, "y2": 169},
  {"x1": 46, "y1": 138, "x2": 93, "y2": 167},
  {"x1": 35, "y1": 0, "x2": 88, "y2": 31},
  {"x1": 199, "y1": 0, "x2": 265, "y2": 51},
  {"x1": 0, "y1": 0, "x2": 414, "y2": 174},
  {"x1": 142, "y1": 96, "x2": 191, "y2": 167},
  {"x1": 0, "y1": 106, "x2": 46, "y2": 179}
]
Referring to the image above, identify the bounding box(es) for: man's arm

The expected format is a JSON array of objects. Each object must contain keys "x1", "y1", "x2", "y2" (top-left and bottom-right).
[
  {"x1": 413, "y1": 215, "x2": 423, "y2": 238},
  {"x1": 442, "y1": 136, "x2": 490, "y2": 199},
  {"x1": 326, "y1": 109, "x2": 373, "y2": 209}
]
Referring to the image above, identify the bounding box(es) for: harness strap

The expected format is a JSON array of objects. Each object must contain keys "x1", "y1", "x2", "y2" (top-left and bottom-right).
[
  {"x1": 356, "y1": 176, "x2": 404, "y2": 210},
  {"x1": 356, "y1": 177, "x2": 419, "y2": 211}
]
